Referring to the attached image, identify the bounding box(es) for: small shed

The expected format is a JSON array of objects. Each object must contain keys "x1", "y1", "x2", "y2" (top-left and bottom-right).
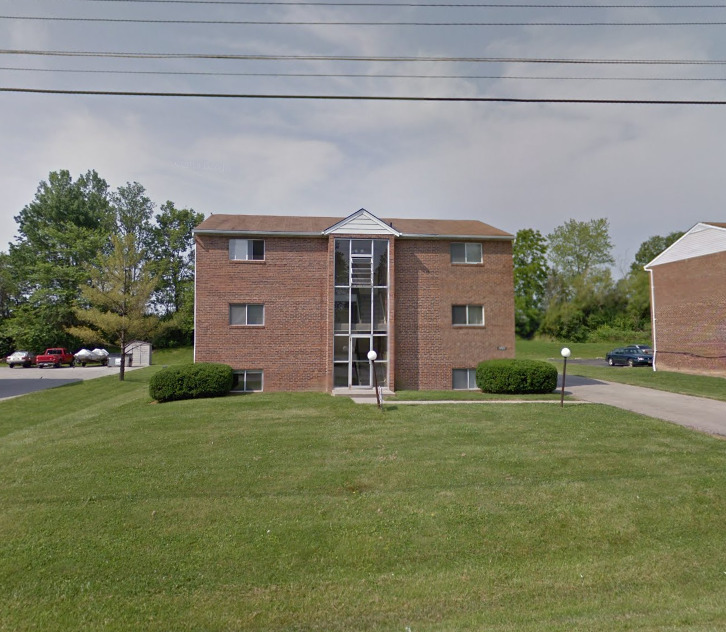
[{"x1": 127, "y1": 341, "x2": 152, "y2": 367}]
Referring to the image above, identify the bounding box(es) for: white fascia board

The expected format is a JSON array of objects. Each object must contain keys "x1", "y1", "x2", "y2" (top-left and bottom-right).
[
  {"x1": 323, "y1": 208, "x2": 401, "y2": 236},
  {"x1": 193, "y1": 229, "x2": 324, "y2": 238},
  {"x1": 398, "y1": 233, "x2": 514, "y2": 241},
  {"x1": 644, "y1": 222, "x2": 726, "y2": 270}
]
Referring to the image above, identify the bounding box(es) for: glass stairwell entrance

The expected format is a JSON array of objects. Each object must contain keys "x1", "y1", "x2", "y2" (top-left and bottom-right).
[{"x1": 333, "y1": 238, "x2": 389, "y2": 388}]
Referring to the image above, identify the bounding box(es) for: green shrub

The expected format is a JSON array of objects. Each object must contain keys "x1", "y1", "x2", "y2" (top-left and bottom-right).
[
  {"x1": 149, "y1": 362, "x2": 234, "y2": 403},
  {"x1": 476, "y1": 359, "x2": 558, "y2": 395}
]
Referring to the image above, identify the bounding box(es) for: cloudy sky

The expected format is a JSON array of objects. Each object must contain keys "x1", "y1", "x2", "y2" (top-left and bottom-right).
[{"x1": 2, "y1": 1, "x2": 726, "y2": 275}]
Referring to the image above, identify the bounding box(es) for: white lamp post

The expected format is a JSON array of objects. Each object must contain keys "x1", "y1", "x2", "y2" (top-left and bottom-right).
[
  {"x1": 367, "y1": 349, "x2": 382, "y2": 409},
  {"x1": 560, "y1": 347, "x2": 571, "y2": 407}
]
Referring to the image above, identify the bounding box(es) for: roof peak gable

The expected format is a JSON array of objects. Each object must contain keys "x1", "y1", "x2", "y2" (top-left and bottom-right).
[
  {"x1": 645, "y1": 222, "x2": 726, "y2": 269},
  {"x1": 323, "y1": 209, "x2": 402, "y2": 236}
]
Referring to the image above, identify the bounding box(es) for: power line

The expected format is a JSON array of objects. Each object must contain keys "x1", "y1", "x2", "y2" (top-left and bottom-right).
[
  {"x1": 3, "y1": 86, "x2": 726, "y2": 104},
  {"x1": 4, "y1": 15, "x2": 726, "y2": 26},
  {"x1": 72, "y1": 1, "x2": 726, "y2": 7},
  {"x1": 3, "y1": 49, "x2": 726, "y2": 65},
  {"x1": 3, "y1": 65, "x2": 726, "y2": 82}
]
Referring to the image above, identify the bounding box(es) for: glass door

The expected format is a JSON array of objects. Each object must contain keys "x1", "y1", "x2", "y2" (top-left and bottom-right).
[{"x1": 350, "y1": 335, "x2": 373, "y2": 387}]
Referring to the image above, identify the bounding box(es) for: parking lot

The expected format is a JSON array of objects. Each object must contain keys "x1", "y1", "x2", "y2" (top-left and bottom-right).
[{"x1": 0, "y1": 364, "x2": 142, "y2": 400}]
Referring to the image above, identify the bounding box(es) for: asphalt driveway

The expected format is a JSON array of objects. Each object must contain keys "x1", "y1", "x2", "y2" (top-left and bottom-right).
[
  {"x1": 0, "y1": 365, "x2": 142, "y2": 400},
  {"x1": 562, "y1": 374, "x2": 726, "y2": 437}
]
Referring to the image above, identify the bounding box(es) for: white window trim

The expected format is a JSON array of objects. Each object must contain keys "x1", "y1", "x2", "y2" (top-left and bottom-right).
[
  {"x1": 229, "y1": 238, "x2": 265, "y2": 261},
  {"x1": 452, "y1": 305, "x2": 485, "y2": 326},
  {"x1": 453, "y1": 368, "x2": 478, "y2": 390},
  {"x1": 232, "y1": 370, "x2": 264, "y2": 392},
  {"x1": 451, "y1": 242, "x2": 483, "y2": 264},
  {"x1": 229, "y1": 303, "x2": 265, "y2": 326}
]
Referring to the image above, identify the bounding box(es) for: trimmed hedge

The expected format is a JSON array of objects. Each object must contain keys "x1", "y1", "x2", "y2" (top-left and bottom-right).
[
  {"x1": 476, "y1": 359, "x2": 558, "y2": 395},
  {"x1": 149, "y1": 363, "x2": 235, "y2": 403}
]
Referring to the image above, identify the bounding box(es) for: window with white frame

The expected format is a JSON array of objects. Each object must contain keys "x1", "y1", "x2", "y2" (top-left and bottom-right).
[
  {"x1": 450, "y1": 242, "x2": 483, "y2": 264},
  {"x1": 452, "y1": 305, "x2": 484, "y2": 326},
  {"x1": 229, "y1": 239, "x2": 265, "y2": 261},
  {"x1": 453, "y1": 368, "x2": 478, "y2": 390},
  {"x1": 232, "y1": 370, "x2": 263, "y2": 392},
  {"x1": 229, "y1": 303, "x2": 264, "y2": 326}
]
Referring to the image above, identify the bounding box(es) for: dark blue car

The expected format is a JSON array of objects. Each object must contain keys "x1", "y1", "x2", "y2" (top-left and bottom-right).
[{"x1": 606, "y1": 346, "x2": 653, "y2": 367}]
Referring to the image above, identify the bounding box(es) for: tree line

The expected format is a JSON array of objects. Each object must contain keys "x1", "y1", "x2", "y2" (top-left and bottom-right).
[
  {"x1": 0, "y1": 170, "x2": 204, "y2": 368},
  {"x1": 0, "y1": 171, "x2": 684, "y2": 364},
  {"x1": 514, "y1": 219, "x2": 683, "y2": 342}
]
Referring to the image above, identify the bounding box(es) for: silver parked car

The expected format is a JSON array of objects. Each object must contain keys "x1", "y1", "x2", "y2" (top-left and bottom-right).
[{"x1": 6, "y1": 350, "x2": 36, "y2": 368}]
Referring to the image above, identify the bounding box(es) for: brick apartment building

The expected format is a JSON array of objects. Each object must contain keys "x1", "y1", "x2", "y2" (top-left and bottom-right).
[
  {"x1": 644, "y1": 222, "x2": 726, "y2": 376},
  {"x1": 193, "y1": 209, "x2": 515, "y2": 393}
]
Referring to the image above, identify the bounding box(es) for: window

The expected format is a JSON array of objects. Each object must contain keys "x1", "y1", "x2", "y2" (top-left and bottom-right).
[
  {"x1": 229, "y1": 239, "x2": 264, "y2": 261},
  {"x1": 453, "y1": 369, "x2": 478, "y2": 390},
  {"x1": 451, "y1": 242, "x2": 482, "y2": 264},
  {"x1": 232, "y1": 370, "x2": 263, "y2": 392},
  {"x1": 335, "y1": 238, "x2": 389, "y2": 289},
  {"x1": 452, "y1": 305, "x2": 484, "y2": 326},
  {"x1": 230, "y1": 303, "x2": 264, "y2": 326}
]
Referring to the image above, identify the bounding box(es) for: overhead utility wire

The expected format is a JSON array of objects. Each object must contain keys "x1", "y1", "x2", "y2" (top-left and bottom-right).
[
  {"x1": 3, "y1": 87, "x2": 726, "y2": 105},
  {"x1": 74, "y1": 1, "x2": 726, "y2": 7},
  {"x1": 5, "y1": 16, "x2": 726, "y2": 26},
  {"x1": 4, "y1": 50, "x2": 726, "y2": 65},
  {"x1": 4, "y1": 65, "x2": 725, "y2": 81}
]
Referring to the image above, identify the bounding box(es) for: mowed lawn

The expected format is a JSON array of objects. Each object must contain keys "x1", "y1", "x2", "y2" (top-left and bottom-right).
[{"x1": 1, "y1": 368, "x2": 725, "y2": 631}]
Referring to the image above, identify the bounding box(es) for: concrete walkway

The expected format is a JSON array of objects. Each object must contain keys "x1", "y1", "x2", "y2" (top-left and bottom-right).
[
  {"x1": 563, "y1": 375, "x2": 726, "y2": 437},
  {"x1": 343, "y1": 377, "x2": 726, "y2": 438}
]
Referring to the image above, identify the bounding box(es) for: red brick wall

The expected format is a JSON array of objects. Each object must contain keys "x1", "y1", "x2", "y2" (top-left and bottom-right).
[
  {"x1": 650, "y1": 251, "x2": 726, "y2": 376},
  {"x1": 394, "y1": 239, "x2": 515, "y2": 390},
  {"x1": 195, "y1": 233, "x2": 515, "y2": 391},
  {"x1": 195, "y1": 235, "x2": 330, "y2": 391}
]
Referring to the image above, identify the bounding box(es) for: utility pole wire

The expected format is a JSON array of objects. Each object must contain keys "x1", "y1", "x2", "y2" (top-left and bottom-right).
[
  {"x1": 4, "y1": 16, "x2": 726, "y2": 26},
  {"x1": 2, "y1": 87, "x2": 726, "y2": 104},
  {"x1": 72, "y1": 1, "x2": 726, "y2": 7},
  {"x1": 4, "y1": 65, "x2": 726, "y2": 81},
  {"x1": 3, "y1": 49, "x2": 726, "y2": 65}
]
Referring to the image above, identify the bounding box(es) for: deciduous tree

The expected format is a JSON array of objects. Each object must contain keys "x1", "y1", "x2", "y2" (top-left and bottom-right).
[
  {"x1": 150, "y1": 202, "x2": 204, "y2": 316},
  {"x1": 512, "y1": 228, "x2": 549, "y2": 338},
  {"x1": 547, "y1": 218, "x2": 614, "y2": 280},
  {"x1": 6, "y1": 170, "x2": 113, "y2": 350},
  {"x1": 69, "y1": 234, "x2": 156, "y2": 381}
]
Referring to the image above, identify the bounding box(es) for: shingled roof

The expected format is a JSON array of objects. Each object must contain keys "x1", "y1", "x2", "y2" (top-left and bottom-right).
[{"x1": 194, "y1": 213, "x2": 513, "y2": 240}]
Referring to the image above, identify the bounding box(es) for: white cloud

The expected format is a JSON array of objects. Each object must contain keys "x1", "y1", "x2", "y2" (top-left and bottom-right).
[{"x1": 1, "y1": 2, "x2": 726, "y2": 271}]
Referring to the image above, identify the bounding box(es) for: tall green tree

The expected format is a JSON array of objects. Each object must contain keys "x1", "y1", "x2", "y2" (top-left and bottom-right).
[
  {"x1": 547, "y1": 218, "x2": 615, "y2": 281},
  {"x1": 539, "y1": 268, "x2": 625, "y2": 341},
  {"x1": 6, "y1": 170, "x2": 114, "y2": 350},
  {"x1": 110, "y1": 181, "x2": 155, "y2": 258},
  {"x1": 512, "y1": 228, "x2": 549, "y2": 338},
  {"x1": 69, "y1": 234, "x2": 157, "y2": 381},
  {"x1": 541, "y1": 218, "x2": 617, "y2": 341},
  {"x1": 0, "y1": 253, "x2": 20, "y2": 356},
  {"x1": 150, "y1": 202, "x2": 204, "y2": 317}
]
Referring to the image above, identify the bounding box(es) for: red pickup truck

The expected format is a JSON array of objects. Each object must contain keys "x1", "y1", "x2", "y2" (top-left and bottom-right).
[{"x1": 36, "y1": 348, "x2": 75, "y2": 368}]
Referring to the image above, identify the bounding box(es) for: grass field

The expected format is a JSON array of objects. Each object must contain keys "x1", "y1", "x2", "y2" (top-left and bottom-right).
[
  {"x1": 517, "y1": 339, "x2": 726, "y2": 402},
  {"x1": 1, "y1": 363, "x2": 726, "y2": 631}
]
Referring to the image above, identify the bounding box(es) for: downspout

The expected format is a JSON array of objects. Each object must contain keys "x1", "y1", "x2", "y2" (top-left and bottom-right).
[
  {"x1": 193, "y1": 236, "x2": 198, "y2": 364},
  {"x1": 646, "y1": 266, "x2": 657, "y2": 372}
]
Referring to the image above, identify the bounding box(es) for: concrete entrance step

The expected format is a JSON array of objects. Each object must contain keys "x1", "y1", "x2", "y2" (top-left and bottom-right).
[{"x1": 332, "y1": 387, "x2": 395, "y2": 403}]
